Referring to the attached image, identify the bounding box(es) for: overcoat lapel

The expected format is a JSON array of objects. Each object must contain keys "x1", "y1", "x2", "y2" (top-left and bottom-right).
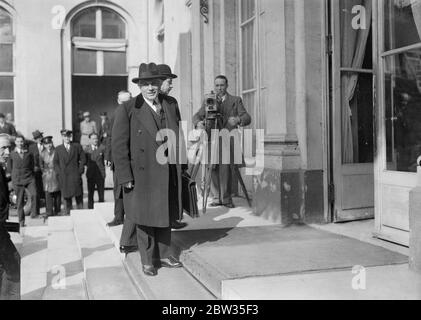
[
  {"x1": 133, "y1": 95, "x2": 160, "y2": 150},
  {"x1": 62, "y1": 145, "x2": 70, "y2": 164}
]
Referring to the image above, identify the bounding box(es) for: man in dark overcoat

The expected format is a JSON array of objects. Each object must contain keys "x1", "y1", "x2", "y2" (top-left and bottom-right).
[
  {"x1": 0, "y1": 134, "x2": 20, "y2": 300},
  {"x1": 28, "y1": 130, "x2": 45, "y2": 216},
  {"x1": 98, "y1": 112, "x2": 112, "y2": 147},
  {"x1": 112, "y1": 63, "x2": 185, "y2": 276},
  {"x1": 85, "y1": 133, "x2": 105, "y2": 209},
  {"x1": 53, "y1": 130, "x2": 86, "y2": 215},
  {"x1": 105, "y1": 91, "x2": 132, "y2": 229},
  {"x1": 7, "y1": 135, "x2": 37, "y2": 225}
]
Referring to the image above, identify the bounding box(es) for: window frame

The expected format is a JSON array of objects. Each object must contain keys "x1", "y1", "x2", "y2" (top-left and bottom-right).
[
  {"x1": 71, "y1": 7, "x2": 128, "y2": 77},
  {"x1": 0, "y1": 6, "x2": 15, "y2": 118}
]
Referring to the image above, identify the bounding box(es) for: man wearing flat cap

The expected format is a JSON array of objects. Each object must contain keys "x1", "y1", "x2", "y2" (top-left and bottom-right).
[
  {"x1": 40, "y1": 136, "x2": 61, "y2": 217},
  {"x1": 54, "y1": 130, "x2": 86, "y2": 215},
  {"x1": 28, "y1": 130, "x2": 45, "y2": 216},
  {"x1": 112, "y1": 63, "x2": 186, "y2": 276},
  {"x1": 80, "y1": 112, "x2": 97, "y2": 152}
]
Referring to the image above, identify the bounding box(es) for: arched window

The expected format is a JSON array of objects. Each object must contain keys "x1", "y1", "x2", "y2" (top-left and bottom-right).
[
  {"x1": 71, "y1": 7, "x2": 127, "y2": 76},
  {"x1": 0, "y1": 6, "x2": 14, "y2": 119}
]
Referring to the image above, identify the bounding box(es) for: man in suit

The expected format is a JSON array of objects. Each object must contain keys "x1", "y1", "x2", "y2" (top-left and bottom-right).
[
  {"x1": 0, "y1": 114, "x2": 16, "y2": 137},
  {"x1": 54, "y1": 130, "x2": 86, "y2": 215},
  {"x1": 85, "y1": 133, "x2": 105, "y2": 209},
  {"x1": 112, "y1": 63, "x2": 184, "y2": 276},
  {"x1": 157, "y1": 64, "x2": 187, "y2": 230},
  {"x1": 106, "y1": 91, "x2": 132, "y2": 229},
  {"x1": 28, "y1": 130, "x2": 45, "y2": 216},
  {"x1": 0, "y1": 134, "x2": 20, "y2": 300},
  {"x1": 98, "y1": 112, "x2": 112, "y2": 147},
  {"x1": 193, "y1": 75, "x2": 251, "y2": 208},
  {"x1": 7, "y1": 135, "x2": 37, "y2": 226}
]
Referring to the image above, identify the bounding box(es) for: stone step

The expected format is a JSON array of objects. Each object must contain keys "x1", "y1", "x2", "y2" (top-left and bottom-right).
[
  {"x1": 20, "y1": 226, "x2": 49, "y2": 300},
  {"x1": 42, "y1": 216, "x2": 87, "y2": 300},
  {"x1": 71, "y1": 209, "x2": 142, "y2": 300},
  {"x1": 93, "y1": 203, "x2": 215, "y2": 300}
]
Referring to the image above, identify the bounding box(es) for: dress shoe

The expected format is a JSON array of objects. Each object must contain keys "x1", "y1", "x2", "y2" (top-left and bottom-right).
[
  {"x1": 160, "y1": 256, "x2": 182, "y2": 268},
  {"x1": 107, "y1": 219, "x2": 124, "y2": 227},
  {"x1": 223, "y1": 203, "x2": 235, "y2": 209},
  {"x1": 142, "y1": 265, "x2": 157, "y2": 276},
  {"x1": 209, "y1": 202, "x2": 222, "y2": 207},
  {"x1": 119, "y1": 245, "x2": 138, "y2": 254},
  {"x1": 171, "y1": 221, "x2": 187, "y2": 230}
]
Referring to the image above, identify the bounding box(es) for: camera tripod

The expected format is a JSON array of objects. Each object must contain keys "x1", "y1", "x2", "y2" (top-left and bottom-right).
[{"x1": 189, "y1": 114, "x2": 252, "y2": 214}]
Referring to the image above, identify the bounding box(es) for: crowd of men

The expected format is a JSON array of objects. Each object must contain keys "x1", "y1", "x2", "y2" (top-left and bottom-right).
[{"x1": 0, "y1": 61, "x2": 251, "y2": 290}]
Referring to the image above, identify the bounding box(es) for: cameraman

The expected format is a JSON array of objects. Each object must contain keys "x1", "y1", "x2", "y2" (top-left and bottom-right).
[
  {"x1": 0, "y1": 134, "x2": 20, "y2": 300},
  {"x1": 193, "y1": 75, "x2": 251, "y2": 208}
]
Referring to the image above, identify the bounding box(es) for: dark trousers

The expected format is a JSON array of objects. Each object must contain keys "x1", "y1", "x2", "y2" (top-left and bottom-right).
[
  {"x1": 0, "y1": 225, "x2": 20, "y2": 300},
  {"x1": 34, "y1": 171, "x2": 44, "y2": 212},
  {"x1": 113, "y1": 172, "x2": 125, "y2": 222},
  {"x1": 87, "y1": 176, "x2": 105, "y2": 209},
  {"x1": 211, "y1": 164, "x2": 232, "y2": 205},
  {"x1": 120, "y1": 219, "x2": 137, "y2": 247},
  {"x1": 15, "y1": 179, "x2": 37, "y2": 222},
  {"x1": 63, "y1": 196, "x2": 83, "y2": 215},
  {"x1": 136, "y1": 225, "x2": 171, "y2": 266},
  {"x1": 45, "y1": 191, "x2": 61, "y2": 216}
]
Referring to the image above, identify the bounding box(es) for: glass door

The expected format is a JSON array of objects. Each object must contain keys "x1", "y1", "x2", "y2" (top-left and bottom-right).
[
  {"x1": 331, "y1": 0, "x2": 375, "y2": 222},
  {"x1": 375, "y1": 0, "x2": 421, "y2": 246}
]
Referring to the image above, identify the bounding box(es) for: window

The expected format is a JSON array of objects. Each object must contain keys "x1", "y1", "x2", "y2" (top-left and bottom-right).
[
  {"x1": 339, "y1": 0, "x2": 373, "y2": 164},
  {"x1": 239, "y1": 0, "x2": 258, "y2": 131},
  {"x1": 72, "y1": 7, "x2": 127, "y2": 76},
  {"x1": 0, "y1": 7, "x2": 14, "y2": 119},
  {"x1": 383, "y1": 0, "x2": 421, "y2": 172},
  {"x1": 239, "y1": 0, "x2": 261, "y2": 157}
]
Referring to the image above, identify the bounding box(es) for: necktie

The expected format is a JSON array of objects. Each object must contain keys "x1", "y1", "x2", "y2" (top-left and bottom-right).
[{"x1": 154, "y1": 101, "x2": 162, "y2": 115}]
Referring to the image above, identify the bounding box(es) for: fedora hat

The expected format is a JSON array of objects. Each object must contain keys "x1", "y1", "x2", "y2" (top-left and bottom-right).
[
  {"x1": 32, "y1": 130, "x2": 44, "y2": 140},
  {"x1": 157, "y1": 64, "x2": 178, "y2": 79},
  {"x1": 132, "y1": 63, "x2": 166, "y2": 84}
]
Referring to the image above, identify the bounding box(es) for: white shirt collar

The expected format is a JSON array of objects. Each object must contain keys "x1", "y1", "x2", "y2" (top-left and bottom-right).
[{"x1": 144, "y1": 97, "x2": 160, "y2": 113}]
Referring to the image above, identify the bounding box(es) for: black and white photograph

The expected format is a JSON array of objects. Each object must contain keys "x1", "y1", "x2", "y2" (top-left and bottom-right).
[{"x1": 1, "y1": 0, "x2": 421, "y2": 306}]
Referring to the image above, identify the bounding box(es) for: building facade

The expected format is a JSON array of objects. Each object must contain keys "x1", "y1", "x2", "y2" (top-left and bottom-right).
[{"x1": 1, "y1": 0, "x2": 420, "y2": 246}]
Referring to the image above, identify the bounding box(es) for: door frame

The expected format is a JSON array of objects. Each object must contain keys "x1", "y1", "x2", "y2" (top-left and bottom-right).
[
  {"x1": 61, "y1": 2, "x2": 141, "y2": 132},
  {"x1": 328, "y1": 0, "x2": 377, "y2": 222},
  {"x1": 373, "y1": 0, "x2": 419, "y2": 246}
]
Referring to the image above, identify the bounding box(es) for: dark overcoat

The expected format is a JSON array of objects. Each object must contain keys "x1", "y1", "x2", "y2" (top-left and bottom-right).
[
  {"x1": 112, "y1": 94, "x2": 185, "y2": 227},
  {"x1": 7, "y1": 151, "x2": 35, "y2": 187},
  {"x1": 53, "y1": 143, "x2": 86, "y2": 198},
  {"x1": 85, "y1": 145, "x2": 106, "y2": 180},
  {"x1": 0, "y1": 166, "x2": 10, "y2": 223}
]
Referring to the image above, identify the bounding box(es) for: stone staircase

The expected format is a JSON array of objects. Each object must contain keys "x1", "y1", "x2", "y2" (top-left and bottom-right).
[
  {"x1": 19, "y1": 201, "x2": 215, "y2": 300},
  {"x1": 93, "y1": 203, "x2": 216, "y2": 300}
]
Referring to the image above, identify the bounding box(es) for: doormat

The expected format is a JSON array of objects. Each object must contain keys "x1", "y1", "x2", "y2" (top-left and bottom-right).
[{"x1": 172, "y1": 224, "x2": 408, "y2": 291}]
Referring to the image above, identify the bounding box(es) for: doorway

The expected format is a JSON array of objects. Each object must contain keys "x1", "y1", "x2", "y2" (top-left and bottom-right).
[
  {"x1": 71, "y1": 76, "x2": 127, "y2": 142},
  {"x1": 329, "y1": 0, "x2": 375, "y2": 222}
]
